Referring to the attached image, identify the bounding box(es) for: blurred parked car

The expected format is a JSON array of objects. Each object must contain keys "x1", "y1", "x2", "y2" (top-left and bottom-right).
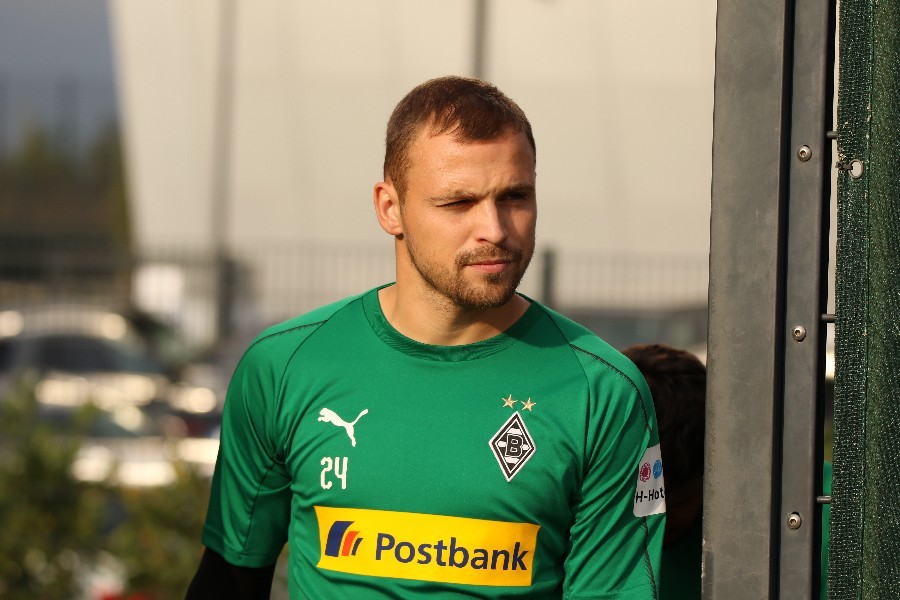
[
  {"x1": 0, "y1": 304, "x2": 224, "y2": 438},
  {"x1": 38, "y1": 402, "x2": 218, "y2": 487}
]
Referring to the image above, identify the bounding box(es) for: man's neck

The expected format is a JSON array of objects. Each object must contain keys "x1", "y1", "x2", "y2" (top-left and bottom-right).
[{"x1": 377, "y1": 284, "x2": 530, "y2": 346}]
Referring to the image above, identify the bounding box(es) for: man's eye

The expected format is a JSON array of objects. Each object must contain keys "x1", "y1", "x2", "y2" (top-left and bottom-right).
[
  {"x1": 502, "y1": 192, "x2": 529, "y2": 202},
  {"x1": 443, "y1": 199, "x2": 474, "y2": 208}
]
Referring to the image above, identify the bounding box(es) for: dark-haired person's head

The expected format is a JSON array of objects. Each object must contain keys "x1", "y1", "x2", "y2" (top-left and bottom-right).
[{"x1": 623, "y1": 343, "x2": 706, "y2": 546}]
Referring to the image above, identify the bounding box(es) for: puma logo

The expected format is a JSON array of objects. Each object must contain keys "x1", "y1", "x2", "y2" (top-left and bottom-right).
[{"x1": 318, "y1": 407, "x2": 369, "y2": 447}]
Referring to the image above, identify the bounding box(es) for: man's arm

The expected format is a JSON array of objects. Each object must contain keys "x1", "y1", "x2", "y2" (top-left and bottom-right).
[
  {"x1": 189, "y1": 338, "x2": 293, "y2": 599},
  {"x1": 185, "y1": 547, "x2": 276, "y2": 600},
  {"x1": 563, "y1": 349, "x2": 666, "y2": 598}
]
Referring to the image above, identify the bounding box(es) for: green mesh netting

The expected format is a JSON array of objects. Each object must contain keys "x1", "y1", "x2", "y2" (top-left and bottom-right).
[{"x1": 830, "y1": 0, "x2": 900, "y2": 596}]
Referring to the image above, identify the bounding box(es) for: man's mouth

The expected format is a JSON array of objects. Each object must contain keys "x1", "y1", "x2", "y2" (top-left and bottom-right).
[
  {"x1": 459, "y1": 249, "x2": 520, "y2": 274},
  {"x1": 460, "y1": 246, "x2": 519, "y2": 263},
  {"x1": 466, "y1": 259, "x2": 511, "y2": 274}
]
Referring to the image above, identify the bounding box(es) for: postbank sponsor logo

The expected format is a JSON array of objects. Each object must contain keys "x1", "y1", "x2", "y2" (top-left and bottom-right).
[{"x1": 314, "y1": 506, "x2": 540, "y2": 586}]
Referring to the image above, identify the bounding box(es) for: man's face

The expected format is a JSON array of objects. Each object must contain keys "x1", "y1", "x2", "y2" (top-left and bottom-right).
[{"x1": 396, "y1": 128, "x2": 537, "y2": 311}]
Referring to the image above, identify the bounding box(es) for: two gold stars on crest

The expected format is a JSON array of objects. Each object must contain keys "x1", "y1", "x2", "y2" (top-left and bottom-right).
[{"x1": 502, "y1": 394, "x2": 536, "y2": 411}]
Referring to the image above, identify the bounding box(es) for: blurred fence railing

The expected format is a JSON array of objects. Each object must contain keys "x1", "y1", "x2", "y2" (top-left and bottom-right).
[{"x1": 0, "y1": 242, "x2": 710, "y2": 351}]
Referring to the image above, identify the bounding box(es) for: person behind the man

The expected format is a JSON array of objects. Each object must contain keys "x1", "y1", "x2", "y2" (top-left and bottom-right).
[
  {"x1": 622, "y1": 343, "x2": 706, "y2": 599},
  {"x1": 186, "y1": 76, "x2": 665, "y2": 599}
]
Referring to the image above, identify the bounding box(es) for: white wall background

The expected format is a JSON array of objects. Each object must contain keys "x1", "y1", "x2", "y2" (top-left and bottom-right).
[
  {"x1": 110, "y1": 0, "x2": 716, "y2": 318},
  {"x1": 110, "y1": 0, "x2": 715, "y2": 250}
]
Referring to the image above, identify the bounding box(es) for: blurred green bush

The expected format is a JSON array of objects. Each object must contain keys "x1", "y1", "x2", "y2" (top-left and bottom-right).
[{"x1": 0, "y1": 377, "x2": 210, "y2": 599}]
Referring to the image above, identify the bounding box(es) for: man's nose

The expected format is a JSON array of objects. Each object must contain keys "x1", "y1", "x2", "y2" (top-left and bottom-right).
[{"x1": 473, "y1": 201, "x2": 508, "y2": 245}]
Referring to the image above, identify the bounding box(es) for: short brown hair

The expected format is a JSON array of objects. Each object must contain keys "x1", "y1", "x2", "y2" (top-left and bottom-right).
[{"x1": 383, "y1": 76, "x2": 535, "y2": 198}]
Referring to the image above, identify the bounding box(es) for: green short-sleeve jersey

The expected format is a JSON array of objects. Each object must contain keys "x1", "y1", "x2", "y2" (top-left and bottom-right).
[{"x1": 202, "y1": 286, "x2": 665, "y2": 598}]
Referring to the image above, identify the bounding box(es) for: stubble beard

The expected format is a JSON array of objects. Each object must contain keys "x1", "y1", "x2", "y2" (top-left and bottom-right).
[{"x1": 404, "y1": 234, "x2": 534, "y2": 311}]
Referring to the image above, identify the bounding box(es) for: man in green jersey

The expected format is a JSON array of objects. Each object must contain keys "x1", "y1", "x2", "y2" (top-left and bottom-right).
[{"x1": 187, "y1": 76, "x2": 665, "y2": 599}]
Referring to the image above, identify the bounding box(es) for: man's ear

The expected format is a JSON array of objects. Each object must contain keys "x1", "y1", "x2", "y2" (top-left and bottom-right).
[{"x1": 374, "y1": 180, "x2": 403, "y2": 237}]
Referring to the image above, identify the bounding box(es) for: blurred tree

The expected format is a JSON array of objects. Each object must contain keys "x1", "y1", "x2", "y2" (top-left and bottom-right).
[
  {"x1": 0, "y1": 376, "x2": 107, "y2": 599},
  {"x1": 82, "y1": 123, "x2": 132, "y2": 255},
  {"x1": 106, "y1": 465, "x2": 210, "y2": 598},
  {"x1": 0, "y1": 378, "x2": 212, "y2": 599},
  {"x1": 0, "y1": 122, "x2": 132, "y2": 296},
  {"x1": 1, "y1": 123, "x2": 75, "y2": 196}
]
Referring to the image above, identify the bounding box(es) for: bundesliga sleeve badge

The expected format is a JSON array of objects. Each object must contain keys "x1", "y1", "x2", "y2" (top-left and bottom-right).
[{"x1": 633, "y1": 444, "x2": 666, "y2": 517}]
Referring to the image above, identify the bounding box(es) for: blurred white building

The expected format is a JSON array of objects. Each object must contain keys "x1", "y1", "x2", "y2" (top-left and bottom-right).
[{"x1": 109, "y1": 0, "x2": 717, "y2": 339}]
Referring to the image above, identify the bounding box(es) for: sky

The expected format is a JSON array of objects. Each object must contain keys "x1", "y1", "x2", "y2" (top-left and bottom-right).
[{"x1": 0, "y1": 0, "x2": 118, "y2": 152}]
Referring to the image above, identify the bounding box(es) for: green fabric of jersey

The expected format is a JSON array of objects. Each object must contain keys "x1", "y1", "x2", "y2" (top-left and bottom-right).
[{"x1": 202, "y1": 286, "x2": 665, "y2": 599}]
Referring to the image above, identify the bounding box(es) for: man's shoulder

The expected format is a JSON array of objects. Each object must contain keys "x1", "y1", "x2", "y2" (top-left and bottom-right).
[
  {"x1": 244, "y1": 290, "x2": 370, "y2": 358},
  {"x1": 530, "y1": 301, "x2": 646, "y2": 388}
]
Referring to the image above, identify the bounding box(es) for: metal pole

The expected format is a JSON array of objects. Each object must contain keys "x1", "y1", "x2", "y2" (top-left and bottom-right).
[
  {"x1": 472, "y1": 0, "x2": 488, "y2": 80},
  {"x1": 210, "y1": 0, "x2": 238, "y2": 340},
  {"x1": 541, "y1": 247, "x2": 556, "y2": 310},
  {"x1": 0, "y1": 74, "x2": 7, "y2": 158},
  {"x1": 706, "y1": 0, "x2": 793, "y2": 597},
  {"x1": 707, "y1": 0, "x2": 835, "y2": 596},
  {"x1": 777, "y1": 0, "x2": 836, "y2": 595}
]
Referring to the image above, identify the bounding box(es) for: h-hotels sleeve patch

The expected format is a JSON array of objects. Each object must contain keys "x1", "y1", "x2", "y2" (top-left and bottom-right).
[{"x1": 633, "y1": 443, "x2": 666, "y2": 517}]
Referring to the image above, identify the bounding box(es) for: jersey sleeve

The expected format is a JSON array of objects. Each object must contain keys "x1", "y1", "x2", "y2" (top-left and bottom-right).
[
  {"x1": 201, "y1": 339, "x2": 293, "y2": 568},
  {"x1": 563, "y1": 350, "x2": 665, "y2": 599}
]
